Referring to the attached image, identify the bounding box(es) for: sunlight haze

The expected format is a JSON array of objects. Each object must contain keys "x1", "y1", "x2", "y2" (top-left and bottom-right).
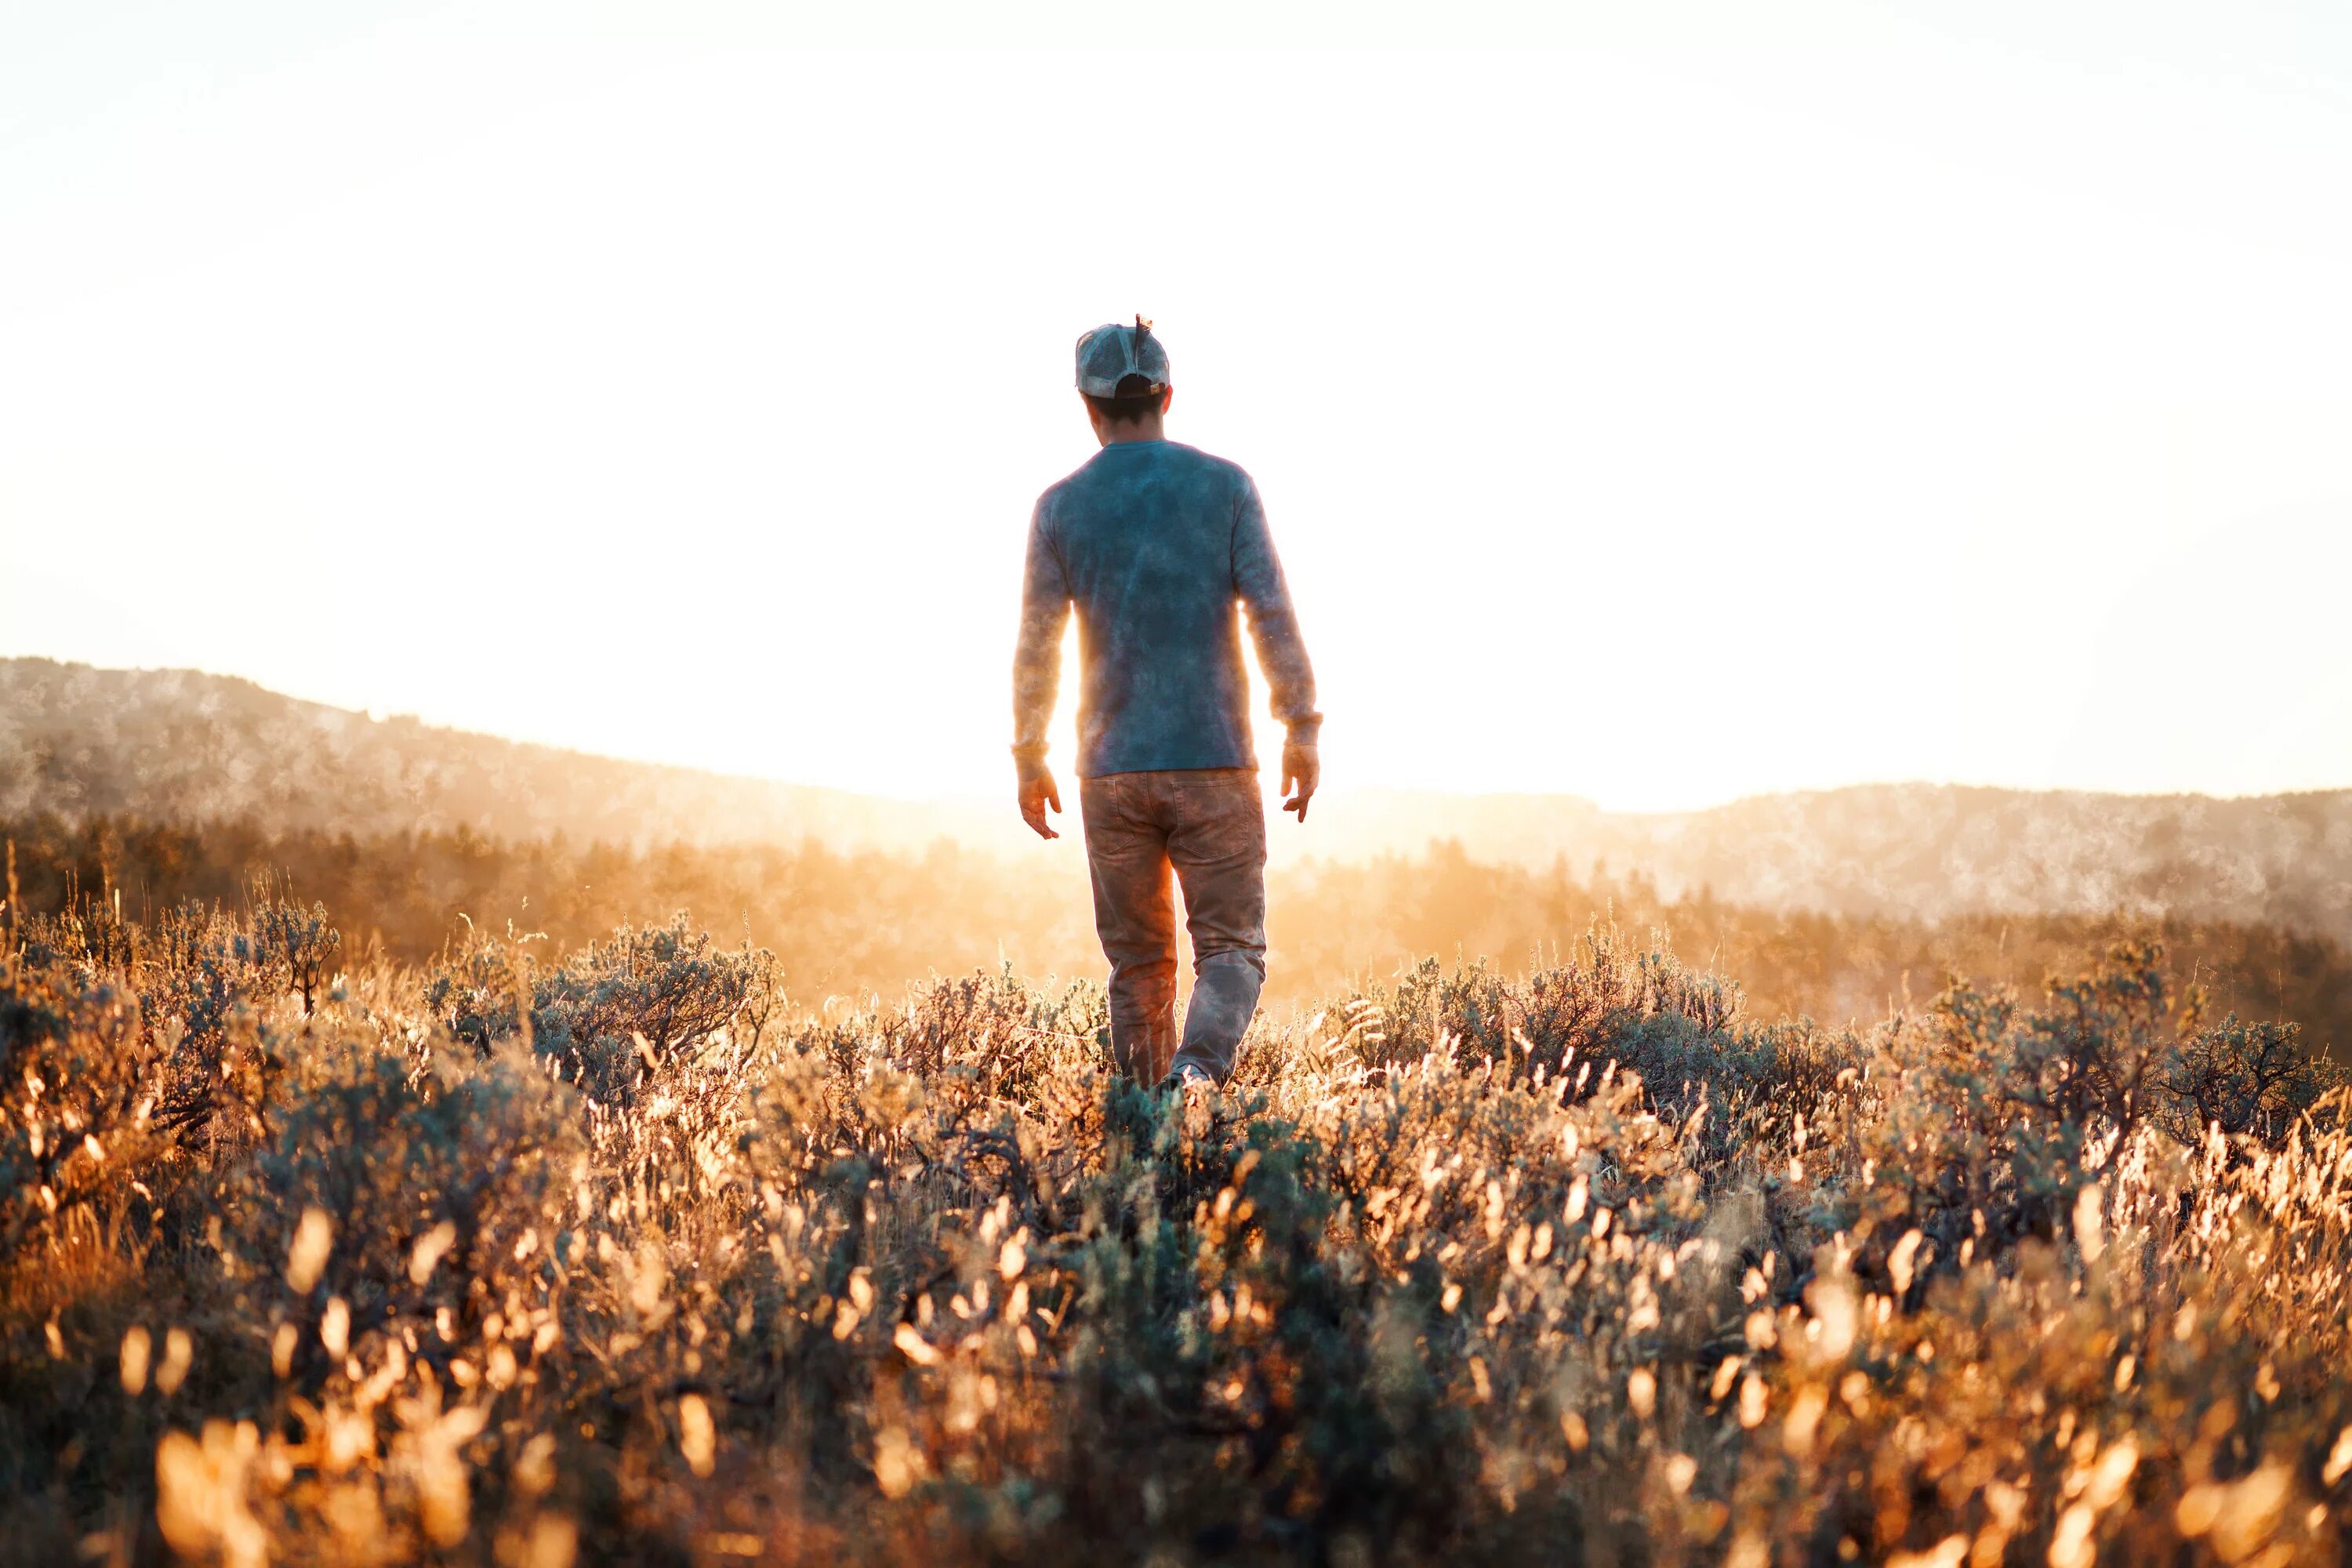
[{"x1": 4, "y1": 0, "x2": 2347, "y2": 810}]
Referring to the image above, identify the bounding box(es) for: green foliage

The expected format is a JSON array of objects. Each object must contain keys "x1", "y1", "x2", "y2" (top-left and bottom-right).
[{"x1": 429, "y1": 913, "x2": 782, "y2": 1103}]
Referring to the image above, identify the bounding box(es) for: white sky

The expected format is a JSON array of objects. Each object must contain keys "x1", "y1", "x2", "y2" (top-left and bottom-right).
[{"x1": 3, "y1": 0, "x2": 2348, "y2": 811}]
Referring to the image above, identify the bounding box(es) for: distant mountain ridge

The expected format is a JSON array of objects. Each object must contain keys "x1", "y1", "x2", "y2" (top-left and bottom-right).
[
  {"x1": 1331, "y1": 784, "x2": 2352, "y2": 939},
  {"x1": 0, "y1": 658, "x2": 997, "y2": 853},
  {"x1": 6, "y1": 658, "x2": 2349, "y2": 941}
]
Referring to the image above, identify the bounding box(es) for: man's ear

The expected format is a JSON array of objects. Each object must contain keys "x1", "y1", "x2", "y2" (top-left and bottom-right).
[{"x1": 1160, "y1": 387, "x2": 1175, "y2": 417}]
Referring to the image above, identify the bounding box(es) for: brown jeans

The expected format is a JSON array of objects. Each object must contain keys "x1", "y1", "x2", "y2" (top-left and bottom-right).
[{"x1": 1079, "y1": 768, "x2": 1268, "y2": 1086}]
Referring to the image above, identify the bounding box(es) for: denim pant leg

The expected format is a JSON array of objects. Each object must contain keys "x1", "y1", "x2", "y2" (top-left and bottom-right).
[
  {"x1": 1080, "y1": 775, "x2": 1179, "y2": 1083},
  {"x1": 1167, "y1": 770, "x2": 1269, "y2": 1084}
]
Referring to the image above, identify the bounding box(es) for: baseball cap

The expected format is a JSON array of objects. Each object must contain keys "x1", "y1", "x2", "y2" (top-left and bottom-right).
[{"x1": 1075, "y1": 316, "x2": 1171, "y2": 397}]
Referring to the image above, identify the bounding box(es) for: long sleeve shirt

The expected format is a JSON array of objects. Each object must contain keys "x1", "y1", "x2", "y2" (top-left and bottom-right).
[{"x1": 1013, "y1": 439, "x2": 1320, "y2": 779}]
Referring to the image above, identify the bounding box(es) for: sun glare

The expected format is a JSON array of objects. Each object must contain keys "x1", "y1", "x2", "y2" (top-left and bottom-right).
[{"x1": 2, "y1": 5, "x2": 2347, "y2": 813}]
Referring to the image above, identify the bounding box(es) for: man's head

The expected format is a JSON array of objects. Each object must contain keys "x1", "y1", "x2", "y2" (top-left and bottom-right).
[{"x1": 1076, "y1": 316, "x2": 1174, "y2": 441}]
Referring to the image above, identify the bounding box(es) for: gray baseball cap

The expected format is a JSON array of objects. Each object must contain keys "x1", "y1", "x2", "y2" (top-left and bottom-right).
[{"x1": 1075, "y1": 316, "x2": 1171, "y2": 397}]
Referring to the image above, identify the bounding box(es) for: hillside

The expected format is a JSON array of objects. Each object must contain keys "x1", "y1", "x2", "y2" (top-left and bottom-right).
[
  {"x1": 7, "y1": 657, "x2": 2350, "y2": 941},
  {"x1": 1345, "y1": 782, "x2": 2352, "y2": 937},
  {"x1": 0, "y1": 657, "x2": 1004, "y2": 852}
]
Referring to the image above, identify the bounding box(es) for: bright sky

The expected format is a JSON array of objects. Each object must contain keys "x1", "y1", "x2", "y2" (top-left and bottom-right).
[{"x1": 3, "y1": 1, "x2": 2348, "y2": 811}]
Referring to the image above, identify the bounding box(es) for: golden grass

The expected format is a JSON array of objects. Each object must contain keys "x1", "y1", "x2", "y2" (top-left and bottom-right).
[{"x1": 2, "y1": 895, "x2": 2348, "y2": 1565}]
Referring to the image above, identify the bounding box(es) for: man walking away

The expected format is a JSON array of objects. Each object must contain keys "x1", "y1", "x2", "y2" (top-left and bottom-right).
[{"x1": 1011, "y1": 317, "x2": 1320, "y2": 1093}]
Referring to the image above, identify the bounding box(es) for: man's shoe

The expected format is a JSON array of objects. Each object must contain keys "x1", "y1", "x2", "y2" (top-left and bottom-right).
[
  {"x1": 1158, "y1": 1062, "x2": 1214, "y2": 1094},
  {"x1": 1160, "y1": 1061, "x2": 1215, "y2": 1134}
]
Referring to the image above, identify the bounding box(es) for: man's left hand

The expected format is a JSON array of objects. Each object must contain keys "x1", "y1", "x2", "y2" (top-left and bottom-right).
[{"x1": 1018, "y1": 764, "x2": 1062, "y2": 840}]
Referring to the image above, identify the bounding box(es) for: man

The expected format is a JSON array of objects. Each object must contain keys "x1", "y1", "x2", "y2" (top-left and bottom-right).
[{"x1": 1011, "y1": 317, "x2": 1320, "y2": 1093}]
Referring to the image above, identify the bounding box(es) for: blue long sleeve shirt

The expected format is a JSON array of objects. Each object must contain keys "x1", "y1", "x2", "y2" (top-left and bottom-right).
[{"x1": 1013, "y1": 439, "x2": 1320, "y2": 779}]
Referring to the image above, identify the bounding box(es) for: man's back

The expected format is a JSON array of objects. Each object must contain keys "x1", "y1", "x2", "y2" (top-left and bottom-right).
[
  {"x1": 1010, "y1": 318, "x2": 1319, "y2": 1091},
  {"x1": 1015, "y1": 439, "x2": 1318, "y2": 780}
]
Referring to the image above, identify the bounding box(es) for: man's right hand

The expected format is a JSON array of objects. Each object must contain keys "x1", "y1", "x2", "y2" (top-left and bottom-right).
[
  {"x1": 1281, "y1": 741, "x2": 1319, "y2": 822},
  {"x1": 1018, "y1": 764, "x2": 1062, "y2": 840}
]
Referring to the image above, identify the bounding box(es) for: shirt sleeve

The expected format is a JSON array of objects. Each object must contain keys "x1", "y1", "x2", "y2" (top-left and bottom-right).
[
  {"x1": 1011, "y1": 495, "x2": 1070, "y2": 765},
  {"x1": 1232, "y1": 473, "x2": 1323, "y2": 746}
]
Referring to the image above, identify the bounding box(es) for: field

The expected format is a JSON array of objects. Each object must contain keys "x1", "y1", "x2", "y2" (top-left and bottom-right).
[
  {"x1": 8, "y1": 811, "x2": 2350, "y2": 1058},
  {"x1": 5, "y1": 857, "x2": 2352, "y2": 1565}
]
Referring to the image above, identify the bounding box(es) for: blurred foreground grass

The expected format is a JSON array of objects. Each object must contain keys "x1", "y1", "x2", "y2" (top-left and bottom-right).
[{"x1": 4, "y1": 887, "x2": 2350, "y2": 1565}]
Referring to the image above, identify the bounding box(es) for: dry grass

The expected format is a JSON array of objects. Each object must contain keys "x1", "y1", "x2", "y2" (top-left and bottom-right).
[
  {"x1": 3, "y1": 888, "x2": 2350, "y2": 1566},
  {"x1": 11, "y1": 812, "x2": 2351, "y2": 1057}
]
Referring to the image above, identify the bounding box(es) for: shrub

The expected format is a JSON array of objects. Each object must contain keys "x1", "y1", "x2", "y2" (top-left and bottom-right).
[{"x1": 2, "y1": 896, "x2": 2349, "y2": 1566}]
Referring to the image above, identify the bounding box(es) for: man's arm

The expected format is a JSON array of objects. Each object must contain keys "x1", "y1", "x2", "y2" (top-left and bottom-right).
[
  {"x1": 1232, "y1": 475, "x2": 1322, "y2": 821},
  {"x1": 1011, "y1": 498, "x2": 1069, "y2": 839}
]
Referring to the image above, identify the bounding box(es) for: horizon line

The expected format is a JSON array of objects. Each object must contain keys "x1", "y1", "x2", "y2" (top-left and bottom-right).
[{"x1": 6, "y1": 653, "x2": 2347, "y2": 815}]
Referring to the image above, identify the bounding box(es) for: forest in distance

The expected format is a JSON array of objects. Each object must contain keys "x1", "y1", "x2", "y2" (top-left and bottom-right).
[
  {"x1": 5, "y1": 810, "x2": 2347, "y2": 1063},
  {"x1": 11, "y1": 658, "x2": 2352, "y2": 943}
]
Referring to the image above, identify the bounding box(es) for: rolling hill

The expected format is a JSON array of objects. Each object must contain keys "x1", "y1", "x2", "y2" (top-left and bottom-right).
[{"x1": 6, "y1": 656, "x2": 2349, "y2": 940}]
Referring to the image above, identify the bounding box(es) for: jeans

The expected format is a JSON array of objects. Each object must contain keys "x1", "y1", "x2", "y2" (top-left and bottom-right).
[{"x1": 1079, "y1": 768, "x2": 1268, "y2": 1085}]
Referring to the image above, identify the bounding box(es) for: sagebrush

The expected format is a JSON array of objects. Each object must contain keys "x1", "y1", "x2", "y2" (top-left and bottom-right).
[
  {"x1": 3, "y1": 887, "x2": 2350, "y2": 1565},
  {"x1": 9, "y1": 812, "x2": 2349, "y2": 1058}
]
